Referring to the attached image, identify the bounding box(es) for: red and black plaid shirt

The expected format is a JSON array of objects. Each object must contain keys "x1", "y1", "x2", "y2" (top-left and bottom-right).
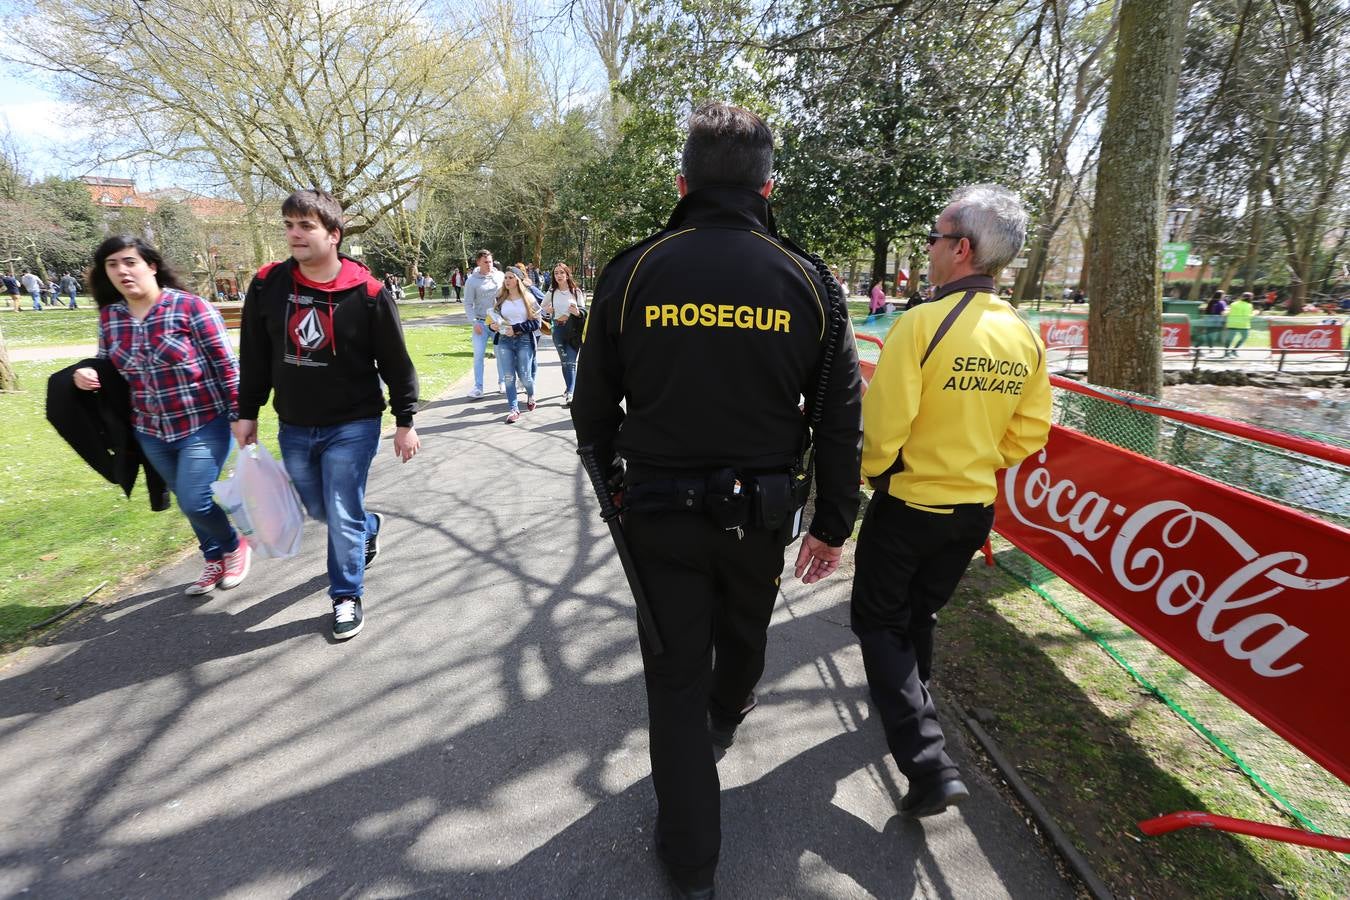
[{"x1": 97, "y1": 289, "x2": 239, "y2": 441}]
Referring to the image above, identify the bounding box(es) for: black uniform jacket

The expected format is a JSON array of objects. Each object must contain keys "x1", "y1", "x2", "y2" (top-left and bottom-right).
[
  {"x1": 46, "y1": 358, "x2": 171, "y2": 511},
  {"x1": 571, "y1": 185, "x2": 863, "y2": 545}
]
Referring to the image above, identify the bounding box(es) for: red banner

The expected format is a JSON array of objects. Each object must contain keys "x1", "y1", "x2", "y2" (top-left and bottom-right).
[
  {"x1": 1040, "y1": 318, "x2": 1191, "y2": 350},
  {"x1": 1268, "y1": 322, "x2": 1344, "y2": 353},
  {"x1": 1161, "y1": 320, "x2": 1191, "y2": 350},
  {"x1": 995, "y1": 427, "x2": 1350, "y2": 784},
  {"x1": 1040, "y1": 319, "x2": 1088, "y2": 347}
]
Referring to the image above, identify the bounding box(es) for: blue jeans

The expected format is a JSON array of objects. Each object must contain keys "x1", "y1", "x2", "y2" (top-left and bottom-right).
[
  {"x1": 68, "y1": 289, "x2": 77, "y2": 308},
  {"x1": 278, "y1": 417, "x2": 381, "y2": 599},
  {"x1": 497, "y1": 333, "x2": 535, "y2": 411},
  {"x1": 471, "y1": 322, "x2": 505, "y2": 392},
  {"x1": 29, "y1": 291, "x2": 40, "y2": 310},
  {"x1": 551, "y1": 321, "x2": 578, "y2": 392},
  {"x1": 135, "y1": 414, "x2": 239, "y2": 561}
]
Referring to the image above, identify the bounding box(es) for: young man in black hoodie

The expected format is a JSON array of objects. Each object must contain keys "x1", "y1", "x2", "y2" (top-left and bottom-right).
[{"x1": 232, "y1": 189, "x2": 420, "y2": 640}]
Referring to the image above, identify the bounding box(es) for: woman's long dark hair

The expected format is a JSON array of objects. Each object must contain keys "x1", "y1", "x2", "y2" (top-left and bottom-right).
[{"x1": 89, "y1": 235, "x2": 189, "y2": 308}]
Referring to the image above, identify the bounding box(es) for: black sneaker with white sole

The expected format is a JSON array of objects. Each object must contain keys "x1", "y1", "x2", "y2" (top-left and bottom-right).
[
  {"x1": 332, "y1": 596, "x2": 364, "y2": 640},
  {"x1": 365, "y1": 513, "x2": 384, "y2": 570}
]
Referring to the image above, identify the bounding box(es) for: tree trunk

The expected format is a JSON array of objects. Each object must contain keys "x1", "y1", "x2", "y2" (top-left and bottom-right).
[
  {"x1": 0, "y1": 319, "x2": 17, "y2": 391},
  {"x1": 1087, "y1": 0, "x2": 1193, "y2": 397},
  {"x1": 1077, "y1": 224, "x2": 1093, "y2": 294},
  {"x1": 1187, "y1": 260, "x2": 1207, "y2": 300},
  {"x1": 1014, "y1": 230, "x2": 1048, "y2": 303},
  {"x1": 870, "y1": 228, "x2": 888, "y2": 288}
]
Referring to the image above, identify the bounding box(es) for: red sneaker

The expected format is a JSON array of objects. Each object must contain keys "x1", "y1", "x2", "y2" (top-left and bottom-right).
[
  {"x1": 526, "y1": 397, "x2": 537, "y2": 412},
  {"x1": 506, "y1": 410, "x2": 521, "y2": 423},
  {"x1": 219, "y1": 536, "x2": 252, "y2": 589},
  {"x1": 185, "y1": 559, "x2": 225, "y2": 596}
]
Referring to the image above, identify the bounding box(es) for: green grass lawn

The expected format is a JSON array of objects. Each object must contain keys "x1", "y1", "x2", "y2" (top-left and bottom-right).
[
  {"x1": 1, "y1": 306, "x2": 100, "y2": 346},
  {"x1": 0, "y1": 324, "x2": 473, "y2": 646}
]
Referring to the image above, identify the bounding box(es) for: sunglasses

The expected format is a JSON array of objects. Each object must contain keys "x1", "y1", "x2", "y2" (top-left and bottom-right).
[{"x1": 927, "y1": 231, "x2": 969, "y2": 245}]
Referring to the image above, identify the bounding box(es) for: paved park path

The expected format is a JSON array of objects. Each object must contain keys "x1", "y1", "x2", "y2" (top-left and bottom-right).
[{"x1": 0, "y1": 311, "x2": 1077, "y2": 898}]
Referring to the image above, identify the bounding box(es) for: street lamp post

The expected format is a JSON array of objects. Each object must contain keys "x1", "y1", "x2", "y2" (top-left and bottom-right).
[{"x1": 579, "y1": 216, "x2": 590, "y2": 291}]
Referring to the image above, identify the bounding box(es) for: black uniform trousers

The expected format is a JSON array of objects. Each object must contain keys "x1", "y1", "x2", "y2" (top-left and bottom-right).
[
  {"x1": 624, "y1": 507, "x2": 786, "y2": 889},
  {"x1": 850, "y1": 491, "x2": 995, "y2": 790}
]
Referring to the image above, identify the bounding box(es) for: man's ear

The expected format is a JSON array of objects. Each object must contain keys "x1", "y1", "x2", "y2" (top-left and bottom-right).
[
  {"x1": 759, "y1": 178, "x2": 774, "y2": 198},
  {"x1": 676, "y1": 174, "x2": 688, "y2": 198}
]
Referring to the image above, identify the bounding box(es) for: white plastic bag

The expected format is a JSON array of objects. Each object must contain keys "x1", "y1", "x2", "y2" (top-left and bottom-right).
[{"x1": 212, "y1": 442, "x2": 305, "y2": 559}]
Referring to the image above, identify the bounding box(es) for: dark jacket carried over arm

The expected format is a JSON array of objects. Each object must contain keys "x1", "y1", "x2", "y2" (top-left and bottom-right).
[
  {"x1": 46, "y1": 358, "x2": 171, "y2": 511},
  {"x1": 571, "y1": 186, "x2": 862, "y2": 545}
]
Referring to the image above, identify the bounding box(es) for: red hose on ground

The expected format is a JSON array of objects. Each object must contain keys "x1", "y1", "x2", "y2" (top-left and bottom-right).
[{"x1": 1139, "y1": 812, "x2": 1350, "y2": 854}]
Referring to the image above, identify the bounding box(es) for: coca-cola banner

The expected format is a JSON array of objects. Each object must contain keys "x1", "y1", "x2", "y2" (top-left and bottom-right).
[
  {"x1": 1040, "y1": 319, "x2": 1089, "y2": 347},
  {"x1": 1161, "y1": 320, "x2": 1191, "y2": 350},
  {"x1": 995, "y1": 427, "x2": 1350, "y2": 783},
  {"x1": 1039, "y1": 318, "x2": 1192, "y2": 350},
  {"x1": 1268, "y1": 321, "x2": 1344, "y2": 353}
]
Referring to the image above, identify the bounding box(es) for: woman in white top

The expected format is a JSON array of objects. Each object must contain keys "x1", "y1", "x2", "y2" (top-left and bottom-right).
[
  {"x1": 491, "y1": 267, "x2": 543, "y2": 423},
  {"x1": 544, "y1": 261, "x2": 585, "y2": 408}
]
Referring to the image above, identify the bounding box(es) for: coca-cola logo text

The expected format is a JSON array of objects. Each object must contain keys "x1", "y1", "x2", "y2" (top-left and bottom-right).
[
  {"x1": 1272, "y1": 327, "x2": 1340, "y2": 351},
  {"x1": 1003, "y1": 450, "x2": 1346, "y2": 678},
  {"x1": 1041, "y1": 321, "x2": 1088, "y2": 347}
]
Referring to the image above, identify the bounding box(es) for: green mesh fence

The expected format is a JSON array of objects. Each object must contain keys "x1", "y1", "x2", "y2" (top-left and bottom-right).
[{"x1": 852, "y1": 317, "x2": 1350, "y2": 844}]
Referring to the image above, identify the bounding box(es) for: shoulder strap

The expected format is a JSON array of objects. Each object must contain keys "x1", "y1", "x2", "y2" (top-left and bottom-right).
[{"x1": 919, "y1": 290, "x2": 977, "y2": 367}]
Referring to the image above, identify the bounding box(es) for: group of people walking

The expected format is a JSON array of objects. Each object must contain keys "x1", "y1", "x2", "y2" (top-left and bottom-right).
[
  {"x1": 569, "y1": 104, "x2": 1051, "y2": 898},
  {"x1": 462, "y1": 249, "x2": 585, "y2": 421},
  {"x1": 6, "y1": 270, "x2": 80, "y2": 310},
  {"x1": 58, "y1": 188, "x2": 419, "y2": 642},
  {"x1": 1201, "y1": 290, "x2": 1255, "y2": 356},
  {"x1": 47, "y1": 103, "x2": 1056, "y2": 900}
]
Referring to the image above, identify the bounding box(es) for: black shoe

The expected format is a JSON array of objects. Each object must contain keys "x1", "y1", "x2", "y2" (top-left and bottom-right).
[
  {"x1": 900, "y1": 776, "x2": 969, "y2": 818},
  {"x1": 708, "y1": 692, "x2": 757, "y2": 750},
  {"x1": 364, "y1": 513, "x2": 383, "y2": 570},
  {"x1": 332, "y1": 596, "x2": 364, "y2": 640}
]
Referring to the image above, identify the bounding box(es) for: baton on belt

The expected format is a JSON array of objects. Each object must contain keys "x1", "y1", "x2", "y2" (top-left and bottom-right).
[{"x1": 577, "y1": 444, "x2": 665, "y2": 655}]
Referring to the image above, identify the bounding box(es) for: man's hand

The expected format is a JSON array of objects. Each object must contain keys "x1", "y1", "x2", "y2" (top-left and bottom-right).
[
  {"x1": 73, "y1": 367, "x2": 101, "y2": 391},
  {"x1": 794, "y1": 534, "x2": 843, "y2": 584},
  {"x1": 393, "y1": 426, "x2": 420, "y2": 462},
  {"x1": 232, "y1": 419, "x2": 258, "y2": 448}
]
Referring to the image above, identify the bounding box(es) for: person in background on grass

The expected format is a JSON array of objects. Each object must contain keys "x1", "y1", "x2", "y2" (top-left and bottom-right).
[
  {"x1": 463, "y1": 250, "x2": 504, "y2": 398},
  {"x1": 489, "y1": 265, "x2": 540, "y2": 423},
  {"x1": 1203, "y1": 290, "x2": 1227, "y2": 351},
  {"x1": 869, "y1": 279, "x2": 886, "y2": 315},
  {"x1": 61, "y1": 272, "x2": 79, "y2": 308},
  {"x1": 73, "y1": 235, "x2": 251, "y2": 596},
  {"x1": 233, "y1": 188, "x2": 421, "y2": 641},
  {"x1": 4, "y1": 273, "x2": 19, "y2": 311},
  {"x1": 21, "y1": 269, "x2": 42, "y2": 310},
  {"x1": 451, "y1": 266, "x2": 464, "y2": 300},
  {"x1": 543, "y1": 261, "x2": 584, "y2": 407},
  {"x1": 1224, "y1": 292, "x2": 1254, "y2": 358}
]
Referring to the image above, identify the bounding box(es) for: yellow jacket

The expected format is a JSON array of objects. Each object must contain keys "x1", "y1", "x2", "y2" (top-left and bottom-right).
[{"x1": 862, "y1": 276, "x2": 1053, "y2": 507}]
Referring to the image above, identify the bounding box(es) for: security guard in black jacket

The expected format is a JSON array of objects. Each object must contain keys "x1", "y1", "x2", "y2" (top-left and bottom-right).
[{"x1": 571, "y1": 103, "x2": 862, "y2": 898}]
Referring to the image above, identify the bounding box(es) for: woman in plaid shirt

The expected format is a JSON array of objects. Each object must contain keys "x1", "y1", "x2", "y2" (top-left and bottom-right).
[{"x1": 73, "y1": 236, "x2": 252, "y2": 595}]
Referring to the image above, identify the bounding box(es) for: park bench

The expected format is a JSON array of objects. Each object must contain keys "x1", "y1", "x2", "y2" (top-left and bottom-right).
[{"x1": 214, "y1": 302, "x2": 244, "y2": 330}]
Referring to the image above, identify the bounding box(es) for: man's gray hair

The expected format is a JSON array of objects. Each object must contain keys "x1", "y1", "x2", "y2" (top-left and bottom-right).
[{"x1": 946, "y1": 184, "x2": 1028, "y2": 275}]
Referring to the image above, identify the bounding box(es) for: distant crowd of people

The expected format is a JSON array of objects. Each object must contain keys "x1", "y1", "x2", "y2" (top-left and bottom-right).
[
  {"x1": 461, "y1": 249, "x2": 585, "y2": 422},
  {"x1": 5, "y1": 269, "x2": 81, "y2": 310}
]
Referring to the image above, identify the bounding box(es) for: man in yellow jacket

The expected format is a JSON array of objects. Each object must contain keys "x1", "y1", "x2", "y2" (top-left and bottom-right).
[{"x1": 855, "y1": 184, "x2": 1052, "y2": 817}]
